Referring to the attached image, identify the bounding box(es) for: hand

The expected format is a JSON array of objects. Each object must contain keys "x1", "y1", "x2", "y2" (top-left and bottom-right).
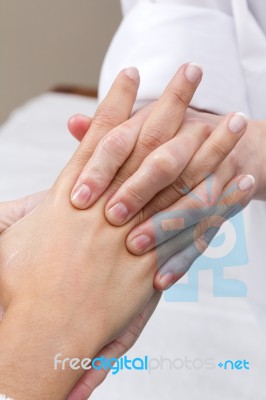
[
  {"x1": 0, "y1": 65, "x2": 204, "y2": 399},
  {"x1": 126, "y1": 108, "x2": 261, "y2": 288},
  {"x1": 0, "y1": 68, "x2": 156, "y2": 399},
  {"x1": 69, "y1": 114, "x2": 254, "y2": 399},
  {"x1": 0, "y1": 65, "x2": 254, "y2": 399},
  {"x1": 68, "y1": 77, "x2": 251, "y2": 293},
  {"x1": 0, "y1": 122, "x2": 161, "y2": 400}
]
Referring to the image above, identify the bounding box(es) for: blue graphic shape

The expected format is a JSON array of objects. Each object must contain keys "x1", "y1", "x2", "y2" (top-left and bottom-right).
[{"x1": 163, "y1": 212, "x2": 248, "y2": 302}]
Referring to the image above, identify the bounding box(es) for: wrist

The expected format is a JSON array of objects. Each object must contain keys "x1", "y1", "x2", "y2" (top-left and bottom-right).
[{"x1": 0, "y1": 300, "x2": 102, "y2": 400}]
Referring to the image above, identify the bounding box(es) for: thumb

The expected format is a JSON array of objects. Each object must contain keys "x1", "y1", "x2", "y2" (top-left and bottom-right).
[
  {"x1": 68, "y1": 114, "x2": 93, "y2": 142},
  {"x1": 0, "y1": 191, "x2": 47, "y2": 233}
]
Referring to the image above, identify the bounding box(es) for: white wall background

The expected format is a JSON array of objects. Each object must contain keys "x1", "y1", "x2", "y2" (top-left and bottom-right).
[{"x1": 0, "y1": 0, "x2": 122, "y2": 123}]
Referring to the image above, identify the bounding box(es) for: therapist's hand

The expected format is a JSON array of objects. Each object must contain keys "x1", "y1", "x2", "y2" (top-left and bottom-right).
[
  {"x1": 68, "y1": 85, "x2": 250, "y2": 294},
  {"x1": 67, "y1": 109, "x2": 254, "y2": 399}
]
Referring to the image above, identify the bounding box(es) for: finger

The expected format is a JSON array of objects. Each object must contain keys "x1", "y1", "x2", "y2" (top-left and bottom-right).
[
  {"x1": 105, "y1": 119, "x2": 210, "y2": 225},
  {"x1": 70, "y1": 106, "x2": 152, "y2": 209},
  {"x1": 127, "y1": 154, "x2": 236, "y2": 255},
  {"x1": 154, "y1": 229, "x2": 218, "y2": 291},
  {"x1": 104, "y1": 63, "x2": 203, "y2": 222},
  {"x1": 66, "y1": 291, "x2": 161, "y2": 400},
  {"x1": 68, "y1": 114, "x2": 92, "y2": 142},
  {"x1": 77, "y1": 67, "x2": 140, "y2": 159},
  {"x1": 0, "y1": 191, "x2": 47, "y2": 234},
  {"x1": 71, "y1": 107, "x2": 154, "y2": 209},
  {"x1": 138, "y1": 112, "x2": 248, "y2": 222},
  {"x1": 58, "y1": 67, "x2": 140, "y2": 189},
  {"x1": 136, "y1": 63, "x2": 202, "y2": 154},
  {"x1": 153, "y1": 174, "x2": 255, "y2": 290}
]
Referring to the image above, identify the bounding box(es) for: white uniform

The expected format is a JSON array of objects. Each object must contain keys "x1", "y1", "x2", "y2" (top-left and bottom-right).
[
  {"x1": 95, "y1": 1, "x2": 266, "y2": 399},
  {"x1": 100, "y1": 0, "x2": 266, "y2": 119}
]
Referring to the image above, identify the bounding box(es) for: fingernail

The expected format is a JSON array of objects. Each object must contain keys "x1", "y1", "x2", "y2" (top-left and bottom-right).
[
  {"x1": 129, "y1": 234, "x2": 151, "y2": 254},
  {"x1": 229, "y1": 112, "x2": 248, "y2": 134},
  {"x1": 238, "y1": 175, "x2": 255, "y2": 191},
  {"x1": 71, "y1": 184, "x2": 92, "y2": 208},
  {"x1": 107, "y1": 202, "x2": 129, "y2": 224},
  {"x1": 157, "y1": 272, "x2": 175, "y2": 290},
  {"x1": 185, "y1": 63, "x2": 203, "y2": 83},
  {"x1": 124, "y1": 67, "x2": 139, "y2": 82}
]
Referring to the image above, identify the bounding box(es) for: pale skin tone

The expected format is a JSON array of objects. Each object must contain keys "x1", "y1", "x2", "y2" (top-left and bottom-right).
[{"x1": 0, "y1": 65, "x2": 256, "y2": 399}]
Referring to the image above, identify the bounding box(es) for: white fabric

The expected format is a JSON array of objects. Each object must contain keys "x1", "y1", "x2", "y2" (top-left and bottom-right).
[
  {"x1": 121, "y1": 0, "x2": 266, "y2": 34},
  {"x1": 0, "y1": 395, "x2": 14, "y2": 400},
  {"x1": 100, "y1": 0, "x2": 266, "y2": 119},
  {"x1": 0, "y1": 93, "x2": 98, "y2": 199}
]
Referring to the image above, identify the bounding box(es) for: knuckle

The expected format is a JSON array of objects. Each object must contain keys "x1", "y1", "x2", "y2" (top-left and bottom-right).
[
  {"x1": 220, "y1": 192, "x2": 233, "y2": 209},
  {"x1": 100, "y1": 129, "x2": 128, "y2": 160},
  {"x1": 196, "y1": 213, "x2": 224, "y2": 239},
  {"x1": 139, "y1": 128, "x2": 166, "y2": 152},
  {"x1": 149, "y1": 153, "x2": 178, "y2": 178},
  {"x1": 124, "y1": 182, "x2": 146, "y2": 205},
  {"x1": 93, "y1": 108, "x2": 121, "y2": 130},
  {"x1": 199, "y1": 122, "x2": 213, "y2": 139},
  {"x1": 169, "y1": 88, "x2": 189, "y2": 108},
  {"x1": 194, "y1": 218, "x2": 210, "y2": 238},
  {"x1": 173, "y1": 173, "x2": 194, "y2": 196},
  {"x1": 210, "y1": 141, "x2": 229, "y2": 159},
  {"x1": 194, "y1": 236, "x2": 208, "y2": 254},
  {"x1": 162, "y1": 106, "x2": 179, "y2": 123},
  {"x1": 182, "y1": 118, "x2": 213, "y2": 140}
]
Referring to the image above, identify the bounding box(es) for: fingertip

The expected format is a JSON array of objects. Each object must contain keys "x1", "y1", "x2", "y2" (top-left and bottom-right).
[
  {"x1": 228, "y1": 112, "x2": 248, "y2": 134},
  {"x1": 105, "y1": 202, "x2": 129, "y2": 226},
  {"x1": 154, "y1": 272, "x2": 176, "y2": 291},
  {"x1": 184, "y1": 62, "x2": 203, "y2": 84},
  {"x1": 123, "y1": 66, "x2": 140, "y2": 83},
  {"x1": 71, "y1": 184, "x2": 92, "y2": 210},
  {"x1": 68, "y1": 114, "x2": 92, "y2": 140},
  {"x1": 126, "y1": 233, "x2": 152, "y2": 255},
  {"x1": 238, "y1": 174, "x2": 255, "y2": 192}
]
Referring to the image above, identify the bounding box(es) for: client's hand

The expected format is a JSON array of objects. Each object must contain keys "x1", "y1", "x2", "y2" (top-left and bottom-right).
[
  {"x1": 0, "y1": 121, "x2": 161, "y2": 400},
  {"x1": 66, "y1": 117, "x2": 254, "y2": 400},
  {"x1": 0, "y1": 64, "x2": 205, "y2": 399},
  {"x1": 0, "y1": 68, "x2": 157, "y2": 399}
]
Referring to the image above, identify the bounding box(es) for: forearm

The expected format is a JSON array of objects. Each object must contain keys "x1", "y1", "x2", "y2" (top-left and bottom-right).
[{"x1": 0, "y1": 302, "x2": 101, "y2": 400}]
